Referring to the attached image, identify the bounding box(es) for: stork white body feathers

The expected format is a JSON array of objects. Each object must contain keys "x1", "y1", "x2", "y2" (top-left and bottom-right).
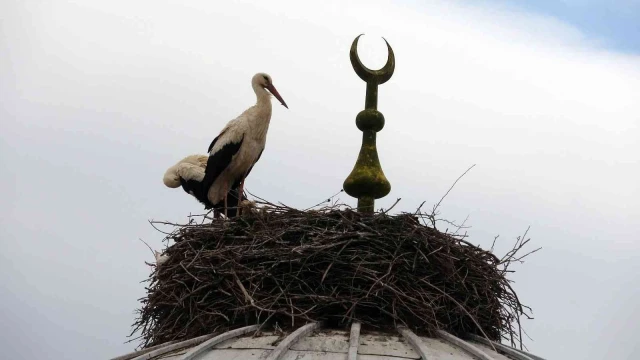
[{"x1": 163, "y1": 72, "x2": 288, "y2": 217}]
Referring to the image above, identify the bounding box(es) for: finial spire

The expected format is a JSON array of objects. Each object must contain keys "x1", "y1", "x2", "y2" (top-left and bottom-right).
[{"x1": 343, "y1": 35, "x2": 394, "y2": 213}]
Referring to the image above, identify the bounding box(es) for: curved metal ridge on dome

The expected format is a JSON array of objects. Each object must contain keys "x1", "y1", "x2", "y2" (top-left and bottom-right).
[
  {"x1": 469, "y1": 334, "x2": 544, "y2": 360},
  {"x1": 347, "y1": 322, "x2": 361, "y2": 360},
  {"x1": 513, "y1": 347, "x2": 547, "y2": 360},
  {"x1": 110, "y1": 340, "x2": 179, "y2": 360},
  {"x1": 437, "y1": 330, "x2": 496, "y2": 360},
  {"x1": 512, "y1": 347, "x2": 547, "y2": 360},
  {"x1": 130, "y1": 333, "x2": 215, "y2": 360},
  {"x1": 397, "y1": 326, "x2": 437, "y2": 359},
  {"x1": 179, "y1": 324, "x2": 260, "y2": 360},
  {"x1": 265, "y1": 322, "x2": 321, "y2": 360}
]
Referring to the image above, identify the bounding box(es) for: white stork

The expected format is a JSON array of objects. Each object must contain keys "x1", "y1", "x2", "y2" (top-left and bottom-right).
[
  {"x1": 163, "y1": 154, "x2": 245, "y2": 216},
  {"x1": 163, "y1": 72, "x2": 288, "y2": 217}
]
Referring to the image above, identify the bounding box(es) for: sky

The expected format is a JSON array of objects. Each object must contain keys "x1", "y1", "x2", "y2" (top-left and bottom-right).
[
  {"x1": 476, "y1": 0, "x2": 640, "y2": 53},
  {"x1": 1, "y1": 0, "x2": 639, "y2": 359}
]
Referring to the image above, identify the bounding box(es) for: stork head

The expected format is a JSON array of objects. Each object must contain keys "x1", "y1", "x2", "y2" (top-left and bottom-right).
[{"x1": 253, "y1": 72, "x2": 288, "y2": 109}]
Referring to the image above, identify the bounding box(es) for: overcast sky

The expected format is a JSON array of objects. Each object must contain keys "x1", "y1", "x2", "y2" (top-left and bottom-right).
[{"x1": 1, "y1": 0, "x2": 639, "y2": 359}]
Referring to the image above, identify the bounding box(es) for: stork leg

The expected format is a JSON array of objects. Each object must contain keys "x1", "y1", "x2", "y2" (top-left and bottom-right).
[
  {"x1": 224, "y1": 193, "x2": 228, "y2": 218},
  {"x1": 237, "y1": 179, "x2": 245, "y2": 215}
]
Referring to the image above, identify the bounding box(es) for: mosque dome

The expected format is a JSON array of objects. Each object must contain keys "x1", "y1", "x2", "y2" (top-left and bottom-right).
[{"x1": 112, "y1": 322, "x2": 545, "y2": 360}]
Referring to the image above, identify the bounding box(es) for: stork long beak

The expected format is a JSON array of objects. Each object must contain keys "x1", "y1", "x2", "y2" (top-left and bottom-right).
[{"x1": 266, "y1": 84, "x2": 288, "y2": 109}]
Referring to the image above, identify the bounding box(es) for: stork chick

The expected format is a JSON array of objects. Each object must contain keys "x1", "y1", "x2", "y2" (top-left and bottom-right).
[{"x1": 164, "y1": 72, "x2": 287, "y2": 217}]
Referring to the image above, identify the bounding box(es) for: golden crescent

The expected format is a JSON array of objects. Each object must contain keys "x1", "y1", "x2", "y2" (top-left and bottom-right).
[{"x1": 349, "y1": 34, "x2": 395, "y2": 84}]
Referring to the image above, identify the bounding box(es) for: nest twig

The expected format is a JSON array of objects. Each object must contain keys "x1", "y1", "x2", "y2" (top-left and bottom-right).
[{"x1": 130, "y1": 200, "x2": 536, "y2": 351}]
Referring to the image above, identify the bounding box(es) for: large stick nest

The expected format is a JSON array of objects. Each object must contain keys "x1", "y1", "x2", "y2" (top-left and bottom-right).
[{"x1": 131, "y1": 200, "x2": 536, "y2": 349}]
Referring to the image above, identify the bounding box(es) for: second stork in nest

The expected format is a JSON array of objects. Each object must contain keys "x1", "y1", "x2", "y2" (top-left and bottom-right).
[{"x1": 164, "y1": 72, "x2": 288, "y2": 217}]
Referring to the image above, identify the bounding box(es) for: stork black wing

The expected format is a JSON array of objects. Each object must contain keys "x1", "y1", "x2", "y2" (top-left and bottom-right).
[
  {"x1": 180, "y1": 177, "x2": 213, "y2": 208},
  {"x1": 191, "y1": 135, "x2": 244, "y2": 209},
  {"x1": 207, "y1": 133, "x2": 221, "y2": 154}
]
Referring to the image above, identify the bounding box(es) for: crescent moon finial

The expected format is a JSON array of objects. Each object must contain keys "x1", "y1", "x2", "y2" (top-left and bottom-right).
[{"x1": 349, "y1": 34, "x2": 395, "y2": 84}]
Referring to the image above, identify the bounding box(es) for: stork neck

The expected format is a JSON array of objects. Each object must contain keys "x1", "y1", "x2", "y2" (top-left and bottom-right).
[
  {"x1": 252, "y1": 84, "x2": 272, "y2": 106},
  {"x1": 250, "y1": 85, "x2": 273, "y2": 139}
]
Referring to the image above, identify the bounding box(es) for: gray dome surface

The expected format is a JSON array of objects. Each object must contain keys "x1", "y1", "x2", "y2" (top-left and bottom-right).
[{"x1": 113, "y1": 323, "x2": 545, "y2": 360}]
